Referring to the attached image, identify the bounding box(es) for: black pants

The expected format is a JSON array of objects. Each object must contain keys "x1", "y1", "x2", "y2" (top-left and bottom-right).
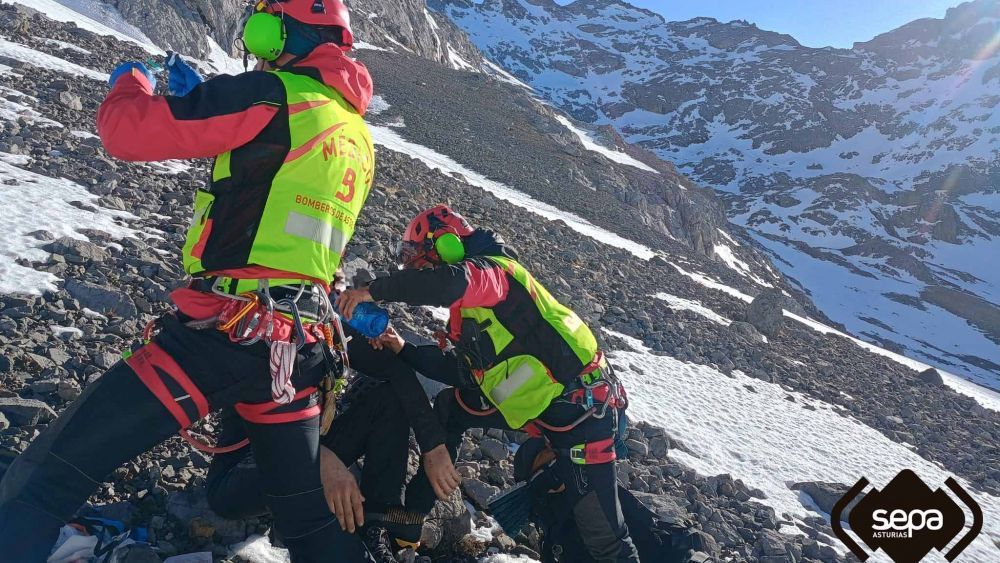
[
  {"x1": 0, "y1": 314, "x2": 418, "y2": 562},
  {"x1": 402, "y1": 361, "x2": 640, "y2": 563},
  {"x1": 206, "y1": 380, "x2": 411, "y2": 519}
]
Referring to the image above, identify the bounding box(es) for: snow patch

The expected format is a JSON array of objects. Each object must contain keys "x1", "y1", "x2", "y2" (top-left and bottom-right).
[
  {"x1": 713, "y1": 243, "x2": 771, "y2": 287},
  {"x1": 353, "y1": 41, "x2": 389, "y2": 52},
  {"x1": 147, "y1": 160, "x2": 192, "y2": 175},
  {"x1": 553, "y1": 114, "x2": 658, "y2": 173},
  {"x1": 668, "y1": 261, "x2": 1000, "y2": 411},
  {"x1": 370, "y1": 125, "x2": 657, "y2": 260},
  {"x1": 38, "y1": 37, "x2": 90, "y2": 54},
  {"x1": 0, "y1": 36, "x2": 108, "y2": 80},
  {"x1": 228, "y1": 535, "x2": 288, "y2": 563},
  {"x1": 447, "y1": 45, "x2": 476, "y2": 71},
  {"x1": 483, "y1": 59, "x2": 532, "y2": 90},
  {"x1": 0, "y1": 160, "x2": 136, "y2": 294},
  {"x1": 49, "y1": 324, "x2": 82, "y2": 337},
  {"x1": 654, "y1": 292, "x2": 731, "y2": 325},
  {"x1": 367, "y1": 94, "x2": 390, "y2": 116},
  {"x1": 201, "y1": 36, "x2": 244, "y2": 76}
]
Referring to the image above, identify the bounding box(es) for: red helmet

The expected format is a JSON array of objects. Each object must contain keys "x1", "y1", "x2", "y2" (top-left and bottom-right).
[
  {"x1": 398, "y1": 205, "x2": 474, "y2": 268},
  {"x1": 258, "y1": 0, "x2": 354, "y2": 48}
]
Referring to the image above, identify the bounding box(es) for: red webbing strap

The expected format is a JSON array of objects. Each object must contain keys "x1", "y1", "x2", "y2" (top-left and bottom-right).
[
  {"x1": 580, "y1": 350, "x2": 605, "y2": 376},
  {"x1": 178, "y1": 430, "x2": 249, "y2": 454},
  {"x1": 454, "y1": 388, "x2": 498, "y2": 416},
  {"x1": 583, "y1": 437, "x2": 617, "y2": 464},
  {"x1": 126, "y1": 342, "x2": 209, "y2": 429},
  {"x1": 235, "y1": 387, "x2": 320, "y2": 424}
]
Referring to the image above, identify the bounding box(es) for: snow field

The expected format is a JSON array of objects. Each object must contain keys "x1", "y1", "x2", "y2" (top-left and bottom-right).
[
  {"x1": 609, "y1": 337, "x2": 1000, "y2": 562},
  {"x1": 0, "y1": 160, "x2": 136, "y2": 294}
]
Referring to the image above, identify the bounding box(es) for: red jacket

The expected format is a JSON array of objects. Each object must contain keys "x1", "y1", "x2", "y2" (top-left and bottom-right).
[{"x1": 97, "y1": 44, "x2": 373, "y2": 161}]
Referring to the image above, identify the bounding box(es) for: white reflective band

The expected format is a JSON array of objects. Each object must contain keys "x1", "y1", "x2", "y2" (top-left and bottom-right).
[
  {"x1": 490, "y1": 361, "x2": 538, "y2": 405},
  {"x1": 284, "y1": 211, "x2": 347, "y2": 253}
]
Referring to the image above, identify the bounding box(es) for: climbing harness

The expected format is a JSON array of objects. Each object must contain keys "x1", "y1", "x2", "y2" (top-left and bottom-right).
[
  {"x1": 125, "y1": 277, "x2": 353, "y2": 454},
  {"x1": 518, "y1": 351, "x2": 630, "y2": 465}
]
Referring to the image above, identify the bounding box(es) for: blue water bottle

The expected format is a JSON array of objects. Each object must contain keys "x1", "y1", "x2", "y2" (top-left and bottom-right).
[{"x1": 344, "y1": 302, "x2": 389, "y2": 338}]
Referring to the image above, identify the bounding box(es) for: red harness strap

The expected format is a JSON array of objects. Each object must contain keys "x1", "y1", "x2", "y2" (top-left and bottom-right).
[
  {"x1": 127, "y1": 342, "x2": 209, "y2": 428},
  {"x1": 579, "y1": 437, "x2": 617, "y2": 464},
  {"x1": 127, "y1": 342, "x2": 251, "y2": 454},
  {"x1": 235, "y1": 387, "x2": 321, "y2": 424},
  {"x1": 453, "y1": 388, "x2": 498, "y2": 416}
]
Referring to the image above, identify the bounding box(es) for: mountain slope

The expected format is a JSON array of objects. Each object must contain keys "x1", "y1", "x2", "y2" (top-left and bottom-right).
[
  {"x1": 433, "y1": 0, "x2": 1000, "y2": 389},
  {"x1": 1, "y1": 1, "x2": 999, "y2": 561}
]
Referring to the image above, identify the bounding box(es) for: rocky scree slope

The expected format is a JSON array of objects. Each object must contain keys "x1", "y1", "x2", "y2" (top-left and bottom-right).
[
  {"x1": 433, "y1": 0, "x2": 1000, "y2": 389},
  {"x1": 1, "y1": 4, "x2": 999, "y2": 562}
]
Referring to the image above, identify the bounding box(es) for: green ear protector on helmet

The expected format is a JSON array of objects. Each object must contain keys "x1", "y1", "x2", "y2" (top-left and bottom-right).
[
  {"x1": 433, "y1": 231, "x2": 466, "y2": 264},
  {"x1": 242, "y1": 11, "x2": 287, "y2": 61}
]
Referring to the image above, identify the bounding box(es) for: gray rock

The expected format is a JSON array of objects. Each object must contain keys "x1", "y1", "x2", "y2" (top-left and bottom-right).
[
  {"x1": 461, "y1": 478, "x2": 500, "y2": 510},
  {"x1": 791, "y1": 481, "x2": 864, "y2": 522},
  {"x1": 754, "y1": 528, "x2": 793, "y2": 558},
  {"x1": 726, "y1": 321, "x2": 765, "y2": 343},
  {"x1": 0, "y1": 397, "x2": 57, "y2": 426},
  {"x1": 917, "y1": 368, "x2": 944, "y2": 386},
  {"x1": 480, "y1": 437, "x2": 509, "y2": 462},
  {"x1": 625, "y1": 438, "x2": 649, "y2": 457},
  {"x1": 746, "y1": 289, "x2": 786, "y2": 337},
  {"x1": 43, "y1": 237, "x2": 108, "y2": 263},
  {"x1": 65, "y1": 279, "x2": 137, "y2": 318},
  {"x1": 57, "y1": 379, "x2": 82, "y2": 401},
  {"x1": 0, "y1": 412, "x2": 9, "y2": 431},
  {"x1": 649, "y1": 435, "x2": 670, "y2": 459},
  {"x1": 57, "y1": 91, "x2": 82, "y2": 110},
  {"x1": 29, "y1": 378, "x2": 59, "y2": 394}
]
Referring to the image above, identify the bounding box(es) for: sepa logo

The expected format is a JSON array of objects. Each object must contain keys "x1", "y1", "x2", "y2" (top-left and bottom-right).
[{"x1": 832, "y1": 470, "x2": 983, "y2": 563}]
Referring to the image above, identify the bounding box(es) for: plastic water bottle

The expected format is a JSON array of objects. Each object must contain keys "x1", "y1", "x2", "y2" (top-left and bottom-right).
[{"x1": 344, "y1": 302, "x2": 389, "y2": 338}]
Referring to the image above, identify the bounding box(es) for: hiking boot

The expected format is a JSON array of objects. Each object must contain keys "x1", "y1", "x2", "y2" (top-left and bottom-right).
[
  {"x1": 366, "y1": 506, "x2": 424, "y2": 549},
  {"x1": 362, "y1": 524, "x2": 398, "y2": 563}
]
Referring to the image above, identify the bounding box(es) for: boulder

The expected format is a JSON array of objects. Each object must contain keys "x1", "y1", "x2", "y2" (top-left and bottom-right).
[
  {"x1": 461, "y1": 478, "x2": 500, "y2": 510},
  {"x1": 64, "y1": 279, "x2": 137, "y2": 318},
  {"x1": 917, "y1": 368, "x2": 944, "y2": 386},
  {"x1": 479, "y1": 437, "x2": 509, "y2": 462},
  {"x1": 0, "y1": 397, "x2": 57, "y2": 426},
  {"x1": 791, "y1": 481, "x2": 864, "y2": 521},
  {"x1": 43, "y1": 237, "x2": 108, "y2": 263},
  {"x1": 746, "y1": 289, "x2": 786, "y2": 337}
]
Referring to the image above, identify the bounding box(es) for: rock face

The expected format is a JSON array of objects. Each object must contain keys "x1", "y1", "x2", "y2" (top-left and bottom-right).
[
  {"x1": 434, "y1": 0, "x2": 1000, "y2": 389},
  {"x1": 103, "y1": 0, "x2": 483, "y2": 71},
  {"x1": 110, "y1": 0, "x2": 244, "y2": 56}
]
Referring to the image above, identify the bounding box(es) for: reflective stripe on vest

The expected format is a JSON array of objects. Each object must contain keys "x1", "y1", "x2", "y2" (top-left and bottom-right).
[{"x1": 182, "y1": 70, "x2": 374, "y2": 284}]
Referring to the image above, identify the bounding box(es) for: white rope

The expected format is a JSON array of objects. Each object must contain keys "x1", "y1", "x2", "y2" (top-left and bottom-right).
[{"x1": 269, "y1": 340, "x2": 297, "y2": 404}]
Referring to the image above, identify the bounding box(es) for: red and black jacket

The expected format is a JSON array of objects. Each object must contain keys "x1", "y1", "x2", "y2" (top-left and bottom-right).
[{"x1": 97, "y1": 44, "x2": 372, "y2": 162}]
